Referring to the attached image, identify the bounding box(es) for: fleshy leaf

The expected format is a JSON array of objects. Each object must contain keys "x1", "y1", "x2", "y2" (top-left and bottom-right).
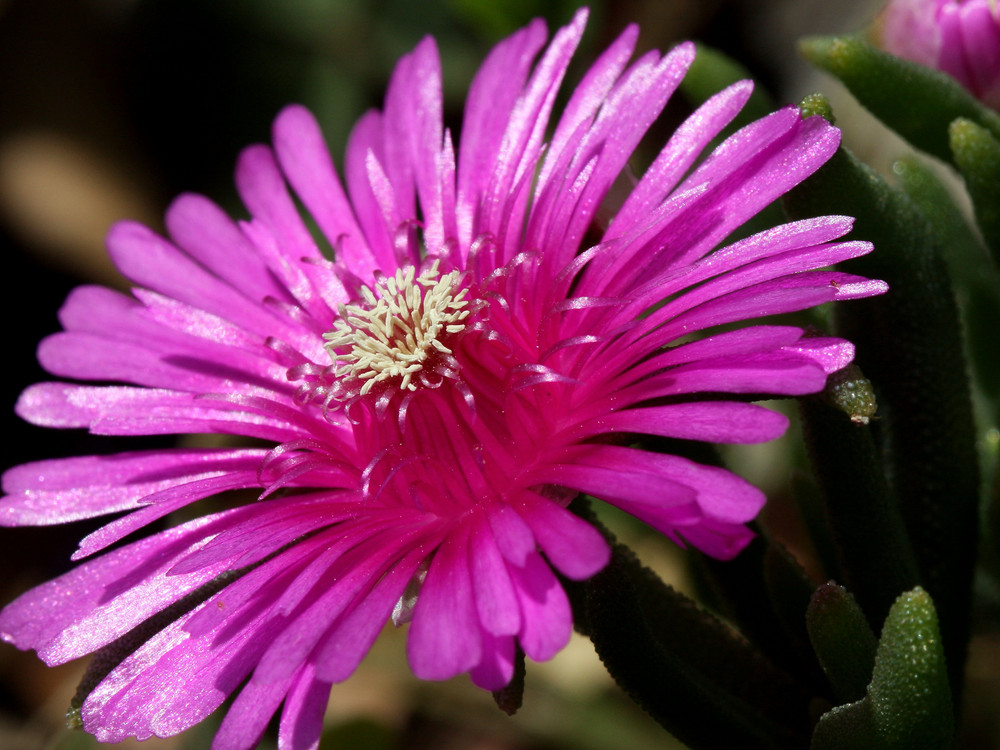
[
  {"x1": 785, "y1": 94, "x2": 979, "y2": 700},
  {"x1": 811, "y1": 587, "x2": 953, "y2": 750},
  {"x1": 820, "y1": 363, "x2": 877, "y2": 425},
  {"x1": 799, "y1": 34, "x2": 1000, "y2": 163},
  {"x1": 563, "y1": 499, "x2": 812, "y2": 750},
  {"x1": 798, "y1": 377, "x2": 920, "y2": 632},
  {"x1": 949, "y1": 117, "x2": 1000, "y2": 266},
  {"x1": 806, "y1": 582, "x2": 877, "y2": 703}
]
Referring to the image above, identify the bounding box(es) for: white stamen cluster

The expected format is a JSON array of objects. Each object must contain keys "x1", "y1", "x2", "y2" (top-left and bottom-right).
[{"x1": 324, "y1": 261, "x2": 471, "y2": 395}]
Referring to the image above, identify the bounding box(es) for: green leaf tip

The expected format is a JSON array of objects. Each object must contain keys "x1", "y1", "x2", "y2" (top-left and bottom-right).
[
  {"x1": 806, "y1": 582, "x2": 877, "y2": 703},
  {"x1": 949, "y1": 117, "x2": 1000, "y2": 263},
  {"x1": 797, "y1": 33, "x2": 1000, "y2": 163},
  {"x1": 824, "y1": 364, "x2": 877, "y2": 425},
  {"x1": 868, "y1": 587, "x2": 954, "y2": 748},
  {"x1": 810, "y1": 587, "x2": 954, "y2": 750},
  {"x1": 65, "y1": 704, "x2": 84, "y2": 731},
  {"x1": 492, "y1": 646, "x2": 526, "y2": 715},
  {"x1": 798, "y1": 92, "x2": 835, "y2": 124}
]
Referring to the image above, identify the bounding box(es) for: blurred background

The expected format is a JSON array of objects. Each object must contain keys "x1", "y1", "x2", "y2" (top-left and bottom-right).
[{"x1": 4, "y1": 1, "x2": 990, "y2": 749}]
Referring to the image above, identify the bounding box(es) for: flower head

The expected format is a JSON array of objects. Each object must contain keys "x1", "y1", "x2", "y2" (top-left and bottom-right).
[
  {"x1": 0, "y1": 9, "x2": 885, "y2": 749},
  {"x1": 877, "y1": 0, "x2": 1000, "y2": 110}
]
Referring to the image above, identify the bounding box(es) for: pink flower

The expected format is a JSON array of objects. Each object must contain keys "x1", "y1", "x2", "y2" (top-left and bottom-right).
[
  {"x1": 878, "y1": 0, "x2": 1000, "y2": 110},
  {"x1": 0, "y1": 9, "x2": 885, "y2": 750}
]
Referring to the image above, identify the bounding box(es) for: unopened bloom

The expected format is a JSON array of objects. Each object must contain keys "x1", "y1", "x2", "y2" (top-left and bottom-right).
[
  {"x1": 1, "y1": 9, "x2": 885, "y2": 750},
  {"x1": 877, "y1": 0, "x2": 1000, "y2": 110}
]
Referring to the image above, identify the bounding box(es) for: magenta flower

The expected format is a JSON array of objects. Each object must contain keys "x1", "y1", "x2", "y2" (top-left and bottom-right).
[
  {"x1": 1, "y1": 9, "x2": 885, "y2": 750},
  {"x1": 878, "y1": 0, "x2": 1000, "y2": 110}
]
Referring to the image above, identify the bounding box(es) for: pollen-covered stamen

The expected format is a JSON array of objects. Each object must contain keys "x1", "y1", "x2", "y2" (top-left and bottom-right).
[{"x1": 324, "y1": 260, "x2": 471, "y2": 395}]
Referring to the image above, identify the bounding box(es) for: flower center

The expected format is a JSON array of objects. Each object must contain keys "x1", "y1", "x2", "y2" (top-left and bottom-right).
[{"x1": 324, "y1": 260, "x2": 471, "y2": 395}]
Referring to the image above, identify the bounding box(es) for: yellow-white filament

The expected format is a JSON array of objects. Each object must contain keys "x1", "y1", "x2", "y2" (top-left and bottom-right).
[{"x1": 324, "y1": 260, "x2": 470, "y2": 394}]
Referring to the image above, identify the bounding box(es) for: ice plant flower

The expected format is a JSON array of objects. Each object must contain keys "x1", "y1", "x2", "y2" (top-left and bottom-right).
[
  {"x1": 0, "y1": 9, "x2": 885, "y2": 750},
  {"x1": 877, "y1": 0, "x2": 1000, "y2": 110}
]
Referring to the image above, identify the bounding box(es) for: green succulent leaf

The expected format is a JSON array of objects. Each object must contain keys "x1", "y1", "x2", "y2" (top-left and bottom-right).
[
  {"x1": 798, "y1": 378, "x2": 920, "y2": 631},
  {"x1": 811, "y1": 587, "x2": 954, "y2": 750},
  {"x1": 806, "y1": 582, "x2": 878, "y2": 703},
  {"x1": 785, "y1": 94, "x2": 979, "y2": 702},
  {"x1": 564, "y1": 499, "x2": 811, "y2": 750},
  {"x1": 799, "y1": 34, "x2": 1000, "y2": 164},
  {"x1": 949, "y1": 118, "x2": 1000, "y2": 266}
]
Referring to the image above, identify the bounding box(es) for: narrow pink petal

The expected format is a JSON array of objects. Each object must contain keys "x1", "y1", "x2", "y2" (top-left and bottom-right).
[
  {"x1": 408, "y1": 521, "x2": 480, "y2": 680},
  {"x1": 567, "y1": 401, "x2": 790, "y2": 445},
  {"x1": 183, "y1": 535, "x2": 332, "y2": 639},
  {"x1": 511, "y1": 492, "x2": 610, "y2": 580},
  {"x1": 238, "y1": 219, "x2": 343, "y2": 332},
  {"x1": 560, "y1": 445, "x2": 766, "y2": 525},
  {"x1": 509, "y1": 549, "x2": 571, "y2": 662},
  {"x1": 530, "y1": 461, "x2": 702, "y2": 539},
  {"x1": 784, "y1": 336, "x2": 856, "y2": 374},
  {"x1": 543, "y1": 24, "x2": 640, "y2": 179},
  {"x1": 164, "y1": 193, "x2": 281, "y2": 303},
  {"x1": 531, "y1": 44, "x2": 693, "y2": 269},
  {"x1": 235, "y1": 145, "x2": 325, "y2": 266},
  {"x1": 82, "y1": 567, "x2": 296, "y2": 743},
  {"x1": 0, "y1": 509, "x2": 252, "y2": 662},
  {"x1": 72, "y1": 468, "x2": 264, "y2": 559},
  {"x1": 106, "y1": 222, "x2": 286, "y2": 340},
  {"x1": 640, "y1": 111, "x2": 840, "y2": 275},
  {"x1": 345, "y1": 111, "x2": 395, "y2": 269},
  {"x1": 607, "y1": 224, "x2": 867, "y2": 325},
  {"x1": 37, "y1": 331, "x2": 237, "y2": 394},
  {"x1": 132, "y1": 288, "x2": 271, "y2": 352},
  {"x1": 13, "y1": 384, "x2": 301, "y2": 444},
  {"x1": 607, "y1": 79, "x2": 754, "y2": 238},
  {"x1": 613, "y1": 351, "x2": 829, "y2": 404},
  {"x1": 166, "y1": 495, "x2": 357, "y2": 576},
  {"x1": 278, "y1": 663, "x2": 330, "y2": 750},
  {"x1": 482, "y1": 9, "x2": 587, "y2": 257},
  {"x1": 602, "y1": 325, "x2": 807, "y2": 388},
  {"x1": 251, "y1": 526, "x2": 425, "y2": 685},
  {"x1": 486, "y1": 502, "x2": 536, "y2": 567},
  {"x1": 212, "y1": 667, "x2": 297, "y2": 750},
  {"x1": 468, "y1": 512, "x2": 521, "y2": 636},
  {"x1": 456, "y1": 18, "x2": 548, "y2": 247},
  {"x1": 646, "y1": 239, "x2": 874, "y2": 321},
  {"x1": 271, "y1": 105, "x2": 375, "y2": 277},
  {"x1": 312, "y1": 545, "x2": 429, "y2": 683},
  {"x1": 677, "y1": 517, "x2": 757, "y2": 560},
  {"x1": 2, "y1": 448, "x2": 260, "y2": 493},
  {"x1": 1, "y1": 449, "x2": 268, "y2": 526},
  {"x1": 594, "y1": 273, "x2": 882, "y2": 383},
  {"x1": 13, "y1": 382, "x2": 132, "y2": 428},
  {"x1": 385, "y1": 36, "x2": 445, "y2": 250},
  {"x1": 657, "y1": 272, "x2": 883, "y2": 339},
  {"x1": 470, "y1": 630, "x2": 516, "y2": 690}
]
